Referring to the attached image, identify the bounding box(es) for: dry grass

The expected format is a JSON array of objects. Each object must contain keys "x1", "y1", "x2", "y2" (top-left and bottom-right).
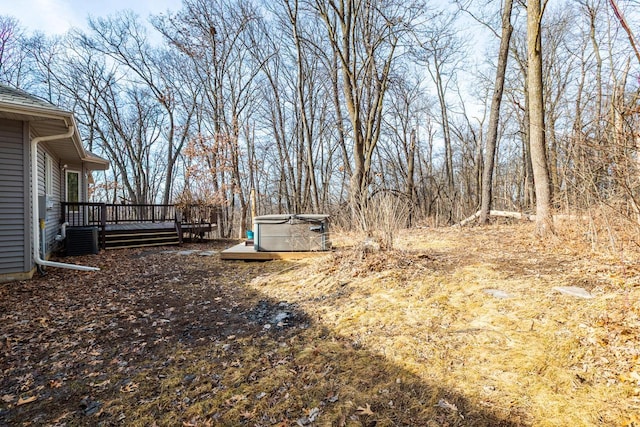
[
  {"x1": 2, "y1": 221, "x2": 640, "y2": 426},
  {"x1": 249, "y1": 222, "x2": 640, "y2": 426}
]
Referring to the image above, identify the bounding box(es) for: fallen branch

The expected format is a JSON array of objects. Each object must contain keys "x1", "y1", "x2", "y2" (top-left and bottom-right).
[
  {"x1": 454, "y1": 210, "x2": 535, "y2": 227},
  {"x1": 455, "y1": 210, "x2": 589, "y2": 227}
]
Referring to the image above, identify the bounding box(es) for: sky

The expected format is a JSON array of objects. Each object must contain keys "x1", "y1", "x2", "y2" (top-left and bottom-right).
[{"x1": 0, "y1": 0, "x2": 179, "y2": 35}]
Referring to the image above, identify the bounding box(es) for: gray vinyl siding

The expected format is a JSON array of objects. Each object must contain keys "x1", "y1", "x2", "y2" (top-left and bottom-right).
[
  {"x1": 0, "y1": 119, "x2": 28, "y2": 274},
  {"x1": 49, "y1": 156, "x2": 62, "y2": 253},
  {"x1": 37, "y1": 148, "x2": 63, "y2": 256}
]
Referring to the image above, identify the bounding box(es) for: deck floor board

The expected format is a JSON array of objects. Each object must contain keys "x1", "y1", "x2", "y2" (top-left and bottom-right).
[
  {"x1": 220, "y1": 243, "x2": 330, "y2": 261},
  {"x1": 104, "y1": 222, "x2": 176, "y2": 231}
]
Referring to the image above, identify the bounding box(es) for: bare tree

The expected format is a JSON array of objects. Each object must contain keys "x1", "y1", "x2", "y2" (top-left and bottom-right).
[
  {"x1": 378, "y1": 73, "x2": 430, "y2": 224},
  {"x1": 412, "y1": 11, "x2": 467, "y2": 223},
  {"x1": 50, "y1": 34, "x2": 167, "y2": 204},
  {"x1": 12, "y1": 0, "x2": 640, "y2": 241},
  {"x1": 312, "y1": 0, "x2": 419, "y2": 227},
  {"x1": 480, "y1": 0, "x2": 514, "y2": 224},
  {"x1": 0, "y1": 16, "x2": 33, "y2": 88},
  {"x1": 84, "y1": 11, "x2": 195, "y2": 206},
  {"x1": 0, "y1": 16, "x2": 19, "y2": 78},
  {"x1": 527, "y1": 0, "x2": 554, "y2": 235},
  {"x1": 284, "y1": 0, "x2": 321, "y2": 212},
  {"x1": 153, "y1": 0, "x2": 262, "y2": 237}
]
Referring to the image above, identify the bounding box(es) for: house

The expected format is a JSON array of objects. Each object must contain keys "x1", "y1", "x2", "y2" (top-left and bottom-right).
[{"x1": 0, "y1": 84, "x2": 109, "y2": 283}]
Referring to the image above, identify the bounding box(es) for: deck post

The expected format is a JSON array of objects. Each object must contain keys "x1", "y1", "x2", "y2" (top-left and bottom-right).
[
  {"x1": 175, "y1": 222, "x2": 183, "y2": 245},
  {"x1": 175, "y1": 210, "x2": 183, "y2": 244},
  {"x1": 61, "y1": 203, "x2": 218, "y2": 248},
  {"x1": 100, "y1": 203, "x2": 107, "y2": 249}
]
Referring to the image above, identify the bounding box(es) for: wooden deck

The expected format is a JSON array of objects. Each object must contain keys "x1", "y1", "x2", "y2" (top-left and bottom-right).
[
  {"x1": 62, "y1": 202, "x2": 219, "y2": 249},
  {"x1": 220, "y1": 243, "x2": 331, "y2": 261},
  {"x1": 105, "y1": 222, "x2": 176, "y2": 231},
  {"x1": 104, "y1": 222, "x2": 214, "y2": 234}
]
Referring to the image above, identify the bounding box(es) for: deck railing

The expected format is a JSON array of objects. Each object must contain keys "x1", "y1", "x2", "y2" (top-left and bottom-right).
[
  {"x1": 61, "y1": 203, "x2": 182, "y2": 226},
  {"x1": 59, "y1": 202, "x2": 103, "y2": 228},
  {"x1": 177, "y1": 204, "x2": 220, "y2": 225},
  {"x1": 61, "y1": 203, "x2": 220, "y2": 248},
  {"x1": 104, "y1": 204, "x2": 177, "y2": 224}
]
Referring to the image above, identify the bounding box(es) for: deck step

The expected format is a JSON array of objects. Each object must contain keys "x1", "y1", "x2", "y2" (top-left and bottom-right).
[
  {"x1": 107, "y1": 237, "x2": 179, "y2": 245},
  {"x1": 106, "y1": 229, "x2": 177, "y2": 236},
  {"x1": 104, "y1": 227, "x2": 180, "y2": 249},
  {"x1": 106, "y1": 240, "x2": 180, "y2": 250},
  {"x1": 106, "y1": 232, "x2": 177, "y2": 241}
]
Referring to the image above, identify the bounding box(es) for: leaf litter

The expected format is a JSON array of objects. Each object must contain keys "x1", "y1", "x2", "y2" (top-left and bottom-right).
[{"x1": 0, "y1": 223, "x2": 638, "y2": 426}]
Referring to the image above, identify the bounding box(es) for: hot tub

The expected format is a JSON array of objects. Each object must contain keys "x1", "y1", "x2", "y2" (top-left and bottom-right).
[{"x1": 253, "y1": 214, "x2": 331, "y2": 252}]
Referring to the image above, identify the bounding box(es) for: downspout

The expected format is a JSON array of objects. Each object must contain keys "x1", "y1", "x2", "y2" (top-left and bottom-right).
[
  {"x1": 31, "y1": 125, "x2": 100, "y2": 272},
  {"x1": 60, "y1": 222, "x2": 69, "y2": 239}
]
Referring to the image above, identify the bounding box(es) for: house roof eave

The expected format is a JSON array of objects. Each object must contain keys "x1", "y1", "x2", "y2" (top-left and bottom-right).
[
  {"x1": 0, "y1": 88, "x2": 110, "y2": 172},
  {"x1": 83, "y1": 150, "x2": 110, "y2": 171}
]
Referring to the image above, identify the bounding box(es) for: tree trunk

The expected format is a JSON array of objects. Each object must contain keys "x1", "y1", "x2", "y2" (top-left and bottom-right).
[
  {"x1": 407, "y1": 128, "x2": 417, "y2": 226},
  {"x1": 287, "y1": 0, "x2": 320, "y2": 212},
  {"x1": 527, "y1": 0, "x2": 554, "y2": 236},
  {"x1": 480, "y1": 0, "x2": 514, "y2": 224},
  {"x1": 315, "y1": 0, "x2": 400, "y2": 228},
  {"x1": 433, "y1": 61, "x2": 455, "y2": 202}
]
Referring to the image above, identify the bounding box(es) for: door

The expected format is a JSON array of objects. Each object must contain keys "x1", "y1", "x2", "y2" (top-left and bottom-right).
[{"x1": 65, "y1": 170, "x2": 83, "y2": 225}]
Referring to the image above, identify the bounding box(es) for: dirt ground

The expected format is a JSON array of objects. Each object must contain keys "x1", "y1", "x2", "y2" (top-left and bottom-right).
[{"x1": 1, "y1": 223, "x2": 639, "y2": 426}]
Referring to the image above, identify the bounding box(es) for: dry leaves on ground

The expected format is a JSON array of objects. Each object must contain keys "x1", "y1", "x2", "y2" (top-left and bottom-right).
[{"x1": 1, "y1": 223, "x2": 639, "y2": 426}]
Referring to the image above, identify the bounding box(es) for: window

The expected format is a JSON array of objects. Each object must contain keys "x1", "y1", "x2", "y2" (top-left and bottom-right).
[
  {"x1": 44, "y1": 154, "x2": 53, "y2": 195},
  {"x1": 66, "y1": 170, "x2": 80, "y2": 210}
]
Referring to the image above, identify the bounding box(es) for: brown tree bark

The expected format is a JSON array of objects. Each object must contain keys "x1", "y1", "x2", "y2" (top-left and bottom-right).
[
  {"x1": 480, "y1": 0, "x2": 514, "y2": 224},
  {"x1": 432, "y1": 60, "x2": 455, "y2": 203},
  {"x1": 285, "y1": 0, "x2": 320, "y2": 212},
  {"x1": 314, "y1": 0, "x2": 401, "y2": 226},
  {"x1": 527, "y1": 0, "x2": 554, "y2": 236},
  {"x1": 407, "y1": 128, "x2": 417, "y2": 226}
]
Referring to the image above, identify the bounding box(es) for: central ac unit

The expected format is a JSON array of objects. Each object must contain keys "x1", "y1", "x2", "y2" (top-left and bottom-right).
[{"x1": 65, "y1": 227, "x2": 99, "y2": 256}]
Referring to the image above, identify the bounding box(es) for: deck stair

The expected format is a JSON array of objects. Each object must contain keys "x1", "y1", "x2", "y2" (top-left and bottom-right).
[
  {"x1": 61, "y1": 202, "x2": 219, "y2": 250},
  {"x1": 104, "y1": 224, "x2": 180, "y2": 249}
]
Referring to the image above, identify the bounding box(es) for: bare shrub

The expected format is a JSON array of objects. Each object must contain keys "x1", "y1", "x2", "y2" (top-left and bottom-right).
[{"x1": 354, "y1": 191, "x2": 410, "y2": 250}]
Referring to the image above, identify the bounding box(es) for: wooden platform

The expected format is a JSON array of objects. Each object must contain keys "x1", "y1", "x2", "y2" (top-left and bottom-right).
[
  {"x1": 220, "y1": 243, "x2": 331, "y2": 261},
  {"x1": 98, "y1": 222, "x2": 215, "y2": 249},
  {"x1": 103, "y1": 223, "x2": 180, "y2": 249},
  {"x1": 105, "y1": 222, "x2": 176, "y2": 231}
]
